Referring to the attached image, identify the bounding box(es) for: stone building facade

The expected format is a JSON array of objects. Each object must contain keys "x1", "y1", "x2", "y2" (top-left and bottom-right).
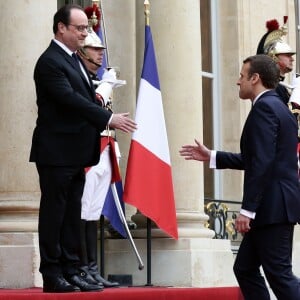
[{"x1": 0, "y1": 0, "x2": 299, "y2": 289}]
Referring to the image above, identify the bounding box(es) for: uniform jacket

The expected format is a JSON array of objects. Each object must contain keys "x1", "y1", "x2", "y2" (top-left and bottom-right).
[
  {"x1": 216, "y1": 90, "x2": 300, "y2": 227},
  {"x1": 30, "y1": 41, "x2": 112, "y2": 167},
  {"x1": 276, "y1": 80, "x2": 290, "y2": 105}
]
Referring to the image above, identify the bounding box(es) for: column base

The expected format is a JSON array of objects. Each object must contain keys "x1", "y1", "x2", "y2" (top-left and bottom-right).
[
  {"x1": 0, "y1": 193, "x2": 41, "y2": 288},
  {"x1": 0, "y1": 232, "x2": 42, "y2": 288},
  {"x1": 103, "y1": 237, "x2": 237, "y2": 287}
]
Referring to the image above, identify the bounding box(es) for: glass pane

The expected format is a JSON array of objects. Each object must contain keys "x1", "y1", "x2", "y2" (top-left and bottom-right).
[
  {"x1": 57, "y1": 0, "x2": 90, "y2": 9},
  {"x1": 201, "y1": 0, "x2": 214, "y2": 198},
  {"x1": 202, "y1": 76, "x2": 214, "y2": 198},
  {"x1": 200, "y1": 0, "x2": 212, "y2": 73}
]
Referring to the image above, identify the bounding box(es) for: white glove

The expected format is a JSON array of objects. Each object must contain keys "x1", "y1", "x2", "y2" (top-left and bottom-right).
[
  {"x1": 289, "y1": 73, "x2": 300, "y2": 106},
  {"x1": 291, "y1": 73, "x2": 300, "y2": 88},
  {"x1": 101, "y1": 68, "x2": 126, "y2": 88},
  {"x1": 102, "y1": 68, "x2": 117, "y2": 81},
  {"x1": 95, "y1": 69, "x2": 126, "y2": 105}
]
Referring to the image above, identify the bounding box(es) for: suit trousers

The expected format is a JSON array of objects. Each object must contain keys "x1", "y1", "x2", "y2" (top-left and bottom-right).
[
  {"x1": 233, "y1": 223, "x2": 300, "y2": 300},
  {"x1": 36, "y1": 164, "x2": 85, "y2": 278}
]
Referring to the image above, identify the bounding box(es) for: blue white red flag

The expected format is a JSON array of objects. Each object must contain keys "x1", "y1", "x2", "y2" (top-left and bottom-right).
[
  {"x1": 101, "y1": 139, "x2": 126, "y2": 238},
  {"x1": 123, "y1": 25, "x2": 178, "y2": 239}
]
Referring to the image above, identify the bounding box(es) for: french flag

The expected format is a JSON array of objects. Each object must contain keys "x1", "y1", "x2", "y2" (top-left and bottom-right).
[
  {"x1": 123, "y1": 25, "x2": 178, "y2": 239},
  {"x1": 101, "y1": 138, "x2": 127, "y2": 238}
]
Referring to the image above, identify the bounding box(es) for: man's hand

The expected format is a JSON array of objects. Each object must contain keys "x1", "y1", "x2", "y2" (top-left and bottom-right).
[
  {"x1": 110, "y1": 113, "x2": 137, "y2": 133},
  {"x1": 179, "y1": 139, "x2": 211, "y2": 161},
  {"x1": 235, "y1": 214, "x2": 251, "y2": 234}
]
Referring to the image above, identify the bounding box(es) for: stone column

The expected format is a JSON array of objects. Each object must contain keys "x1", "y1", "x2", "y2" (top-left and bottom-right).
[
  {"x1": 105, "y1": 0, "x2": 236, "y2": 287},
  {"x1": 0, "y1": 0, "x2": 56, "y2": 288}
]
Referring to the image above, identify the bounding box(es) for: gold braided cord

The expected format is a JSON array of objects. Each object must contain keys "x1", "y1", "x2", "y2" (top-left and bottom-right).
[
  {"x1": 264, "y1": 24, "x2": 287, "y2": 49},
  {"x1": 264, "y1": 31, "x2": 282, "y2": 47}
]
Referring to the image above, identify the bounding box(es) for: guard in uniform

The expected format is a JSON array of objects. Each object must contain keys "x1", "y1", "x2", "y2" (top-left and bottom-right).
[
  {"x1": 256, "y1": 17, "x2": 300, "y2": 178},
  {"x1": 77, "y1": 17, "x2": 125, "y2": 288}
]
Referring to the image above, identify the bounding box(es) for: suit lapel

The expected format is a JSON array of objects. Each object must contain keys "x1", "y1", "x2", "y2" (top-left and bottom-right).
[
  {"x1": 78, "y1": 56, "x2": 96, "y2": 100},
  {"x1": 77, "y1": 54, "x2": 95, "y2": 88},
  {"x1": 67, "y1": 54, "x2": 90, "y2": 86},
  {"x1": 49, "y1": 41, "x2": 96, "y2": 100},
  {"x1": 240, "y1": 90, "x2": 277, "y2": 151},
  {"x1": 66, "y1": 51, "x2": 95, "y2": 98},
  {"x1": 240, "y1": 109, "x2": 251, "y2": 151}
]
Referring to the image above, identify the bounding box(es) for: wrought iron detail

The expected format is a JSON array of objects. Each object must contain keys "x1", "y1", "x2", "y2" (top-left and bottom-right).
[{"x1": 204, "y1": 198, "x2": 243, "y2": 253}]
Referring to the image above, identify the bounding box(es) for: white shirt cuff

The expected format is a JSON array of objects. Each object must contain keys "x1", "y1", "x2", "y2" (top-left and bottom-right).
[
  {"x1": 240, "y1": 209, "x2": 256, "y2": 219},
  {"x1": 209, "y1": 150, "x2": 217, "y2": 169}
]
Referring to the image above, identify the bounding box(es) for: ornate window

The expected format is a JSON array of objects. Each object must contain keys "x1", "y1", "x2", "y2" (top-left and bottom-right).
[
  {"x1": 57, "y1": 0, "x2": 91, "y2": 8},
  {"x1": 200, "y1": 0, "x2": 221, "y2": 199}
]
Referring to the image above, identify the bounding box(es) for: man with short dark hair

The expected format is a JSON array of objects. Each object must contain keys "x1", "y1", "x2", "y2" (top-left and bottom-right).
[
  {"x1": 30, "y1": 4, "x2": 136, "y2": 293},
  {"x1": 180, "y1": 54, "x2": 300, "y2": 299}
]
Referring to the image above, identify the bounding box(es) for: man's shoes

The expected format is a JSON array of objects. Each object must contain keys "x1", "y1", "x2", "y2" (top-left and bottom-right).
[
  {"x1": 79, "y1": 266, "x2": 103, "y2": 287},
  {"x1": 66, "y1": 274, "x2": 103, "y2": 292},
  {"x1": 43, "y1": 275, "x2": 80, "y2": 293},
  {"x1": 91, "y1": 272, "x2": 120, "y2": 288}
]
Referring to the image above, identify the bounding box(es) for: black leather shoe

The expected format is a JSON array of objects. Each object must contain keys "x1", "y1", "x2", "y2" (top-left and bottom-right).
[
  {"x1": 66, "y1": 274, "x2": 103, "y2": 292},
  {"x1": 79, "y1": 267, "x2": 103, "y2": 287},
  {"x1": 43, "y1": 276, "x2": 80, "y2": 293},
  {"x1": 91, "y1": 272, "x2": 120, "y2": 288}
]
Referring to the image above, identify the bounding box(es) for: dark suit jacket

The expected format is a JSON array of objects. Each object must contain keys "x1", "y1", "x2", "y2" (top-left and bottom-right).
[
  {"x1": 216, "y1": 90, "x2": 300, "y2": 227},
  {"x1": 30, "y1": 41, "x2": 112, "y2": 167}
]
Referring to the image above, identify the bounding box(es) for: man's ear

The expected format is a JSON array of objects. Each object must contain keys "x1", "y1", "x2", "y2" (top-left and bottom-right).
[
  {"x1": 57, "y1": 22, "x2": 66, "y2": 34},
  {"x1": 251, "y1": 73, "x2": 260, "y2": 84}
]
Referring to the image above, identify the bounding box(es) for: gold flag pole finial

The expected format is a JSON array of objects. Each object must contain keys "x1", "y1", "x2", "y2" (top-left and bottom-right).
[{"x1": 144, "y1": 0, "x2": 150, "y2": 26}]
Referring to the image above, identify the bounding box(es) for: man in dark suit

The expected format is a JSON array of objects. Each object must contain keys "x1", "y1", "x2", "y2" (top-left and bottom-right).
[
  {"x1": 29, "y1": 4, "x2": 136, "y2": 293},
  {"x1": 180, "y1": 54, "x2": 300, "y2": 299}
]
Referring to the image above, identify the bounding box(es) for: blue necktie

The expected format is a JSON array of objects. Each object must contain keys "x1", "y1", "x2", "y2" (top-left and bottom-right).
[
  {"x1": 72, "y1": 53, "x2": 80, "y2": 68},
  {"x1": 72, "y1": 53, "x2": 90, "y2": 85}
]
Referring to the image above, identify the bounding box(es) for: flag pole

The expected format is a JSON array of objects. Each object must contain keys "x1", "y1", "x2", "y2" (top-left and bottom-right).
[
  {"x1": 143, "y1": 0, "x2": 153, "y2": 287},
  {"x1": 144, "y1": 0, "x2": 150, "y2": 26},
  {"x1": 295, "y1": 0, "x2": 300, "y2": 73},
  {"x1": 111, "y1": 184, "x2": 144, "y2": 270}
]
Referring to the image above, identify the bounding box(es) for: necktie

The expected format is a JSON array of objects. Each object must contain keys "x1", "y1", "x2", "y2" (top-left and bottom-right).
[
  {"x1": 72, "y1": 53, "x2": 90, "y2": 85},
  {"x1": 72, "y1": 53, "x2": 80, "y2": 68}
]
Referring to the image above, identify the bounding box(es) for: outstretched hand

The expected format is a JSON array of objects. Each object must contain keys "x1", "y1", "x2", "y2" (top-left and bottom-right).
[
  {"x1": 179, "y1": 139, "x2": 211, "y2": 162},
  {"x1": 110, "y1": 112, "x2": 137, "y2": 133}
]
